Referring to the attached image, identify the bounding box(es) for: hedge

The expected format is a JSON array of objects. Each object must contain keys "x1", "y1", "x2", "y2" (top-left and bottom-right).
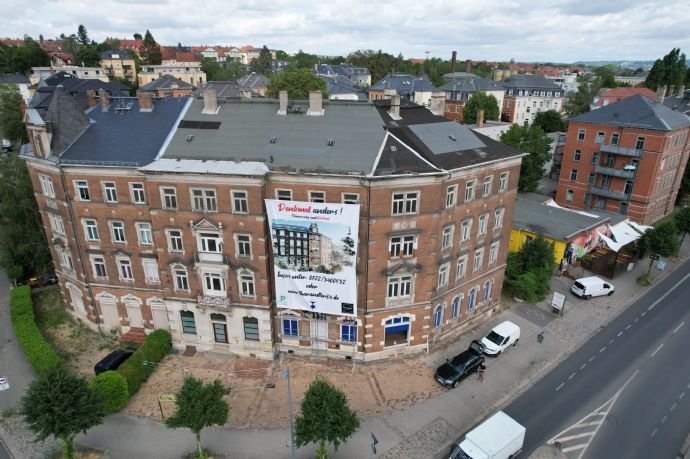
[
  {"x1": 118, "y1": 329, "x2": 172, "y2": 395},
  {"x1": 89, "y1": 371, "x2": 129, "y2": 413},
  {"x1": 9, "y1": 286, "x2": 62, "y2": 375}
]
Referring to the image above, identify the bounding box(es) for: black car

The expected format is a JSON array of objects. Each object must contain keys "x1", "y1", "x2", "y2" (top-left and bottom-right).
[
  {"x1": 435, "y1": 340, "x2": 485, "y2": 388},
  {"x1": 94, "y1": 349, "x2": 134, "y2": 375}
]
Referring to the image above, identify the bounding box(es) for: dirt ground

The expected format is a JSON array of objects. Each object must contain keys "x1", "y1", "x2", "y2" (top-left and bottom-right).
[{"x1": 33, "y1": 286, "x2": 445, "y2": 429}]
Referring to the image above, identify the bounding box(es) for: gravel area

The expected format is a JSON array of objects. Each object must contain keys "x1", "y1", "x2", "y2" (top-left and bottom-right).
[
  {"x1": 0, "y1": 413, "x2": 59, "y2": 459},
  {"x1": 381, "y1": 417, "x2": 457, "y2": 459}
]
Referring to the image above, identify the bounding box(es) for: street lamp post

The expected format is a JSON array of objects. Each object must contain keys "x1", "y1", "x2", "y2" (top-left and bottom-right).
[{"x1": 281, "y1": 367, "x2": 297, "y2": 459}]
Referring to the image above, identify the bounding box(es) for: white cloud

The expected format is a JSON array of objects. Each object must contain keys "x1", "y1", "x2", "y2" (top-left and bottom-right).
[{"x1": 2, "y1": 0, "x2": 690, "y2": 62}]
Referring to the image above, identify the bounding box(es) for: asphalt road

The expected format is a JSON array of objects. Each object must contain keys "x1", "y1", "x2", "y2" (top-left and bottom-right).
[{"x1": 505, "y1": 259, "x2": 690, "y2": 458}]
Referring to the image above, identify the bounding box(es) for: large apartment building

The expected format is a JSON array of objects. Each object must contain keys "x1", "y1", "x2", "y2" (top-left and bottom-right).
[
  {"x1": 555, "y1": 95, "x2": 690, "y2": 223},
  {"x1": 500, "y1": 74, "x2": 565, "y2": 125},
  {"x1": 21, "y1": 88, "x2": 523, "y2": 362}
]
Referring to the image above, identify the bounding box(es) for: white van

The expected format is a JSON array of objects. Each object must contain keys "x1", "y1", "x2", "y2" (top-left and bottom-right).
[
  {"x1": 570, "y1": 276, "x2": 615, "y2": 299},
  {"x1": 480, "y1": 321, "x2": 520, "y2": 356}
]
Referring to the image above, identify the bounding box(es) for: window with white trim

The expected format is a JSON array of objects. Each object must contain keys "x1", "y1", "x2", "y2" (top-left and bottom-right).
[
  {"x1": 309, "y1": 191, "x2": 325, "y2": 203},
  {"x1": 198, "y1": 232, "x2": 222, "y2": 253},
  {"x1": 143, "y1": 259, "x2": 160, "y2": 284},
  {"x1": 103, "y1": 182, "x2": 117, "y2": 203},
  {"x1": 577, "y1": 129, "x2": 586, "y2": 141},
  {"x1": 489, "y1": 241, "x2": 499, "y2": 264},
  {"x1": 392, "y1": 192, "x2": 419, "y2": 215},
  {"x1": 442, "y1": 225, "x2": 454, "y2": 250},
  {"x1": 161, "y1": 187, "x2": 177, "y2": 209},
  {"x1": 118, "y1": 258, "x2": 133, "y2": 280},
  {"x1": 473, "y1": 248, "x2": 484, "y2": 272},
  {"x1": 342, "y1": 193, "x2": 359, "y2": 204},
  {"x1": 461, "y1": 219, "x2": 472, "y2": 242},
  {"x1": 49, "y1": 213, "x2": 65, "y2": 235},
  {"x1": 493, "y1": 208, "x2": 504, "y2": 230},
  {"x1": 390, "y1": 235, "x2": 415, "y2": 257},
  {"x1": 240, "y1": 272, "x2": 255, "y2": 297},
  {"x1": 59, "y1": 247, "x2": 73, "y2": 270},
  {"x1": 137, "y1": 222, "x2": 153, "y2": 245},
  {"x1": 231, "y1": 190, "x2": 248, "y2": 213},
  {"x1": 457, "y1": 255, "x2": 467, "y2": 279},
  {"x1": 446, "y1": 185, "x2": 457, "y2": 207},
  {"x1": 203, "y1": 272, "x2": 226, "y2": 296},
  {"x1": 341, "y1": 323, "x2": 357, "y2": 342},
  {"x1": 167, "y1": 229, "x2": 184, "y2": 252},
  {"x1": 90, "y1": 255, "x2": 107, "y2": 279},
  {"x1": 483, "y1": 280, "x2": 492, "y2": 301},
  {"x1": 595, "y1": 131, "x2": 605, "y2": 144},
  {"x1": 483, "y1": 176, "x2": 493, "y2": 197},
  {"x1": 236, "y1": 234, "x2": 251, "y2": 257},
  {"x1": 84, "y1": 219, "x2": 99, "y2": 241},
  {"x1": 387, "y1": 275, "x2": 412, "y2": 298},
  {"x1": 39, "y1": 175, "x2": 55, "y2": 197},
  {"x1": 451, "y1": 296, "x2": 461, "y2": 318},
  {"x1": 438, "y1": 263, "x2": 449, "y2": 288},
  {"x1": 276, "y1": 189, "x2": 292, "y2": 201},
  {"x1": 191, "y1": 188, "x2": 217, "y2": 212},
  {"x1": 433, "y1": 304, "x2": 443, "y2": 328},
  {"x1": 465, "y1": 180, "x2": 475, "y2": 202},
  {"x1": 499, "y1": 172, "x2": 509, "y2": 192},
  {"x1": 111, "y1": 221, "x2": 126, "y2": 243},
  {"x1": 75, "y1": 180, "x2": 90, "y2": 201},
  {"x1": 478, "y1": 214, "x2": 488, "y2": 236},
  {"x1": 566, "y1": 190, "x2": 574, "y2": 202},
  {"x1": 174, "y1": 268, "x2": 189, "y2": 291},
  {"x1": 130, "y1": 183, "x2": 146, "y2": 204},
  {"x1": 283, "y1": 318, "x2": 298, "y2": 337}
]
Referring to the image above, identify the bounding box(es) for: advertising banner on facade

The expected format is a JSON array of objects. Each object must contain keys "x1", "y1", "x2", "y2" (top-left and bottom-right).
[{"x1": 265, "y1": 199, "x2": 359, "y2": 317}]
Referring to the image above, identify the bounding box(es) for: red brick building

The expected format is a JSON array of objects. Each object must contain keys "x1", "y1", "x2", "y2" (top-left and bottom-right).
[
  {"x1": 21, "y1": 88, "x2": 523, "y2": 361},
  {"x1": 555, "y1": 95, "x2": 690, "y2": 223}
]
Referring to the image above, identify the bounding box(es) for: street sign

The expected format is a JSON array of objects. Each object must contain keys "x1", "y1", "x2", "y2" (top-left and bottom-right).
[
  {"x1": 158, "y1": 394, "x2": 176, "y2": 402},
  {"x1": 551, "y1": 292, "x2": 566, "y2": 311}
]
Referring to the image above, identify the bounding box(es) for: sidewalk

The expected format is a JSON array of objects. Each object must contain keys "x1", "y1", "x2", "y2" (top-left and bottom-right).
[{"x1": 2, "y1": 240, "x2": 688, "y2": 459}]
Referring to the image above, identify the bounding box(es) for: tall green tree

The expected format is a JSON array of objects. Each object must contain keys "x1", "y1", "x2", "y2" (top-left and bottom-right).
[
  {"x1": 641, "y1": 222, "x2": 680, "y2": 276},
  {"x1": 0, "y1": 154, "x2": 52, "y2": 280},
  {"x1": 0, "y1": 84, "x2": 25, "y2": 142},
  {"x1": 165, "y1": 377, "x2": 229, "y2": 459},
  {"x1": 295, "y1": 377, "x2": 359, "y2": 454},
  {"x1": 565, "y1": 74, "x2": 599, "y2": 116},
  {"x1": 20, "y1": 367, "x2": 105, "y2": 458},
  {"x1": 77, "y1": 25, "x2": 89, "y2": 46},
  {"x1": 499, "y1": 123, "x2": 552, "y2": 192},
  {"x1": 140, "y1": 30, "x2": 162, "y2": 65},
  {"x1": 673, "y1": 207, "x2": 690, "y2": 245},
  {"x1": 533, "y1": 110, "x2": 567, "y2": 133},
  {"x1": 346, "y1": 49, "x2": 397, "y2": 82},
  {"x1": 76, "y1": 46, "x2": 101, "y2": 67},
  {"x1": 462, "y1": 91, "x2": 499, "y2": 124},
  {"x1": 503, "y1": 235, "x2": 555, "y2": 302},
  {"x1": 133, "y1": 33, "x2": 143, "y2": 40},
  {"x1": 0, "y1": 41, "x2": 50, "y2": 74},
  {"x1": 249, "y1": 45, "x2": 273, "y2": 76},
  {"x1": 644, "y1": 48, "x2": 687, "y2": 92},
  {"x1": 267, "y1": 68, "x2": 327, "y2": 99}
]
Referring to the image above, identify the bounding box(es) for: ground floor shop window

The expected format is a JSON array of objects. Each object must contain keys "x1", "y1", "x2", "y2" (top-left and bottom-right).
[
  {"x1": 282, "y1": 318, "x2": 298, "y2": 337},
  {"x1": 180, "y1": 311, "x2": 196, "y2": 335},
  {"x1": 341, "y1": 323, "x2": 356, "y2": 342},
  {"x1": 384, "y1": 316, "x2": 410, "y2": 347},
  {"x1": 243, "y1": 317, "x2": 259, "y2": 341}
]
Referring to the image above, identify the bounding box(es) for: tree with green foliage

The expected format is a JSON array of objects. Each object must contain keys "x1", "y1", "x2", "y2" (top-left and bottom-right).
[
  {"x1": 250, "y1": 45, "x2": 273, "y2": 75},
  {"x1": 503, "y1": 236, "x2": 556, "y2": 302},
  {"x1": 89, "y1": 371, "x2": 129, "y2": 413},
  {"x1": 0, "y1": 84, "x2": 25, "y2": 142},
  {"x1": 673, "y1": 207, "x2": 690, "y2": 245},
  {"x1": 592, "y1": 65, "x2": 618, "y2": 88},
  {"x1": 644, "y1": 48, "x2": 688, "y2": 92},
  {"x1": 462, "y1": 91, "x2": 499, "y2": 124},
  {"x1": 77, "y1": 24, "x2": 89, "y2": 46},
  {"x1": 565, "y1": 74, "x2": 599, "y2": 116},
  {"x1": 165, "y1": 377, "x2": 229, "y2": 459},
  {"x1": 499, "y1": 123, "x2": 552, "y2": 191},
  {"x1": 20, "y1": 367, "x2": 105, "y2": 458},
  {"x1": 0, "y1": 41, "x2": 50, "y2": 74},
  {"x1": 347, "y1": 49, "x2": 397, "y2": 82},
  {"x1": 77, "y1": 46, "x2": 101, "y2": 67},
  {"x1": 641, "y1": 222, "x2": 680, "y2": 276},
  {"x1": 267, "y1": 68, "x2": 327, "y2": 99},
  {"x1": 678, "y1": 163, "x2": 690, "y2": 205},
  {"x1": 295, "y1": 376, "x2": 359, "y2": 455},
  {"x1": 200, "y1": 57, "x2": 245, "y2": 81},
  {"x1": 140, "y1": 30, "x2": 162, "y2": 65},
  {"x1": 133, "y1": 33, "x2": 143, "y2": 40},
  {"x1": 0, "y1": 154, "x2": 52, "y2": 280},
  {"x1": 533, "y1": 109, "x2": 567, "y2": 133},
  {"x1": 274, "y1": 49, "x2": 289, "y2": 60}
]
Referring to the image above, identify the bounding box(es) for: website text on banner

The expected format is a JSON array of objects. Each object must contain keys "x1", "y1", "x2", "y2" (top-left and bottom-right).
[{"x1": 265, "y1": 199, "x2": 360, "y2": 317}]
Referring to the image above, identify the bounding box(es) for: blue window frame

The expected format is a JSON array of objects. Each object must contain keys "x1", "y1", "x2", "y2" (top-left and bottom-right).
[
  {"x1": 483, "y1": 281, "x2": 492, "y2": 301},
  {"x1": 468, "y1": 289, "x2": 476, "y2": 310},
  {"x1": 341, "y1": 324, "x2": 357, "y2": 342},
  {"x1": 451, "y1": 296, "x2": 460, "y2": 318},
  {"x1": 282, "y1": 318, "x2": 298, "y2": 337},
  {"x1": 384, "y1": 316, "x2": 410, "y2": 333},
  {"x1": 434, "y1": 305, "x2": 443, "y2": 328}
]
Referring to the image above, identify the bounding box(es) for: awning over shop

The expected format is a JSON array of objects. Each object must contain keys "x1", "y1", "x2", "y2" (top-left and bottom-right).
[{"x1": 597, "y1": 220, "x2": 650, "y2": 252}]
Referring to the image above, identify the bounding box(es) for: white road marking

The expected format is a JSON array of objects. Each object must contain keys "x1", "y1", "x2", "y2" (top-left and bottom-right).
[
  {"x1": 558, "y1": 433, "x2": 593, "y2": 442},
  {"x1": 556, "y1": 382, "x2": 565, "y2": 391},
  {"x1": 649, "y1": 304, "x2": 656, "y2": 311},
  {"x1": 661, "y1": 415, "x2": 668, "y2": 423},
  {"x1": 647, "y1": 272, "x2": 690, "y2": 311},
  {"x1": 589, "y1": 356, "x2": 596, "y2": 362},
  {"x1": 569, "y1": 372, "x2": 576, "y2": 380},
  {"x1": 600, "y1": 346, "x2": 607, "y2": 353},
  {"x1": 580, "y1": 364, "x2": 587, "y2": 370},
  {"x1": 671, "y1": 403, "x2": 677, "y2": 411},
  {"x1": 562, "y1": 443, "x2": 589, "y2": 453},
  {"x1": 651, "y1": 344, "x2": 664, "y2": 357},
  {"x1": 641, "y1": 312, "x2": 647, "y2": 317},
  {"x1": 680, "y1": 392, "x2": 685, "y2": 400},
  {"x1": 617, "y1": 331, "x2": 623, "y2": 337},
  {"x1": 609, "y1": 338, "x2": 615, "y2": 344},
  {"x1": 575, "y1": 421, "x2": 603, "y2": 428},
  {"x1": 651, "y1": 428, "x2": 658, "y2": 437},
  {"x1": 673, "y1": 321, "x2": 685, "y2": 334},
  {"x1": 625, "y1": 325, "x2": 631, "y2": 330},
  {"x1": 634, "y1": 317, "x2": 639, "y2": 323}
]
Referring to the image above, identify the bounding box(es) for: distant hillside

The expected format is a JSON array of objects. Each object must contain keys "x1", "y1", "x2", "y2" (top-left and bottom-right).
[{"x1": 573, "y1": 60, "x2": 655, "y2": 69}]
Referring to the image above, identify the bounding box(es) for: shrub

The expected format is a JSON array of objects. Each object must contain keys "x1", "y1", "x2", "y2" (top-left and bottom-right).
[
  {"x1": 89, "y1": 371, "x2": 129, "y2": 413},
  {"x1": 118, "y1": 329, "x2": 172, "y2": 396},
  {"x1": 9, "y1": 286, "x2": 61, "y2": 375}
]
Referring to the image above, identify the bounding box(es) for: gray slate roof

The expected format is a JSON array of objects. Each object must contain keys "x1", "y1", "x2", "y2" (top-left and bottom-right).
[
  {"x1": 139, "y1": 74, "x2": 193, "y2": 91},
  {"x1": 192, "y1": 81, "x2": 263, "y2": 99},
  {"x1": 370, "y1": 73, "x2": 437, "y2": 94},
  {"x1": 0, "y1": 73, "x2": 30, "y2": 84},
  {"x1": 237, "y1": 73, "x2": 269, "y2": 89},
  {"x1": 45, "y1": 86, "x2": 90, "y2": 156},
  {"x1": 662, "y1": 90, "x2": 690, "y2": 116},
  {"x1": 573, "y1": 94, "x2": 690, "y2": 131},
  {"x1": 500, "y1": 74, "x2": 562, "y2": 90},
  {"x1": 439, "y1": 78, "x2": 503, "y2": 92},
  {"x1": 59, "y1": 98, "x2": 187, "y2": 166},
  {"x1": 319, "y1": 75, "x2": 366, "y2": 99}
]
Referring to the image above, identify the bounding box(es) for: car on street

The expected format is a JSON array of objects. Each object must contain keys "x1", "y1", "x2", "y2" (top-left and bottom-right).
[
  {"x1": 25, "y1": 272, "x2": 58, "y2": 288},
  {"x1": 481, "y1": 321, "x2": 521, "y2": 356},
  {"x1": 435, "y1": 340, "x2": 485, "y2": 388},
  {"x1": 94, "y1": 349, "x2": 134, "y2": 375},
  {"x1": 1, "y1": 138, "x2": 11, "y2": 153},
  {"x1": 570, "y1": 276, "x2": 614, "y2": 299}
]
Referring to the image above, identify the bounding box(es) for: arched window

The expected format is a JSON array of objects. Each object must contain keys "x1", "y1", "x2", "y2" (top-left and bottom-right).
[
  {"x1": 451, "y1": 296, "x2": 460, "y2": 319},
  {"x1": 433, "y1": 305, "x2": 443, "y2": 328},
  {"x1": 468, "y1": 288, "x2": 476, "y2": 310},
  {"x1": 483, "y1": 280, "x2": 492, "y2": 301},
  {"x1": 243, "y1": 317, "x2": 259, "y2": 341},
  {"x1": 180, "y1": 310, "x2": 196, "y2": 334}
]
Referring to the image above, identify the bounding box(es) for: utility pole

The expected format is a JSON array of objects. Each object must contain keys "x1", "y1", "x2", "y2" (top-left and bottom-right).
[{"x1": 281, "y1": 367, "x2": 297, "y2": 459}]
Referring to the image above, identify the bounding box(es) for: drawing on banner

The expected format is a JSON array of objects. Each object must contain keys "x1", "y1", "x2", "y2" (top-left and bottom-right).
[{"x1": 265, "y1": 199, "x2": 359, "y2": 316}]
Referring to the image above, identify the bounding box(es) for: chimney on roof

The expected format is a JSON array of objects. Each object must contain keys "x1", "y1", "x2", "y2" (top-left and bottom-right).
[
  {"x1": 138, "y1": 92, "x2": 153, "y2": 112},
  {"x1": 307, "y1": 91, "x2": 324, "y2": 116},
  {"x1": 465, "y1": 59, "x2": 472, "y2": 73},
  {"x1": 477, "y1": 109, "x2": 485, "y2": 128},
  {"x1": 86, "y1": 90, "x2": 97, "y2": 108},
  {"x1": 241, "y1": 89, "x2": 252, "y2": 99},
  {"x1": 99, "y1": 89, "x2": 109, "y2": 112},
  {"x1": 451, "y1": 51, "x2": 457, "y2": 75},
  {"x1": 430, "y1": 92, "x2": 445, "y2": 116},
  {"x1": 384, "y1": 88, "x2": 397, "y2": 99},
  {"x1": 656, "y1": 85, "x2": 666, "y2": 104},
  {"x1": 202, "y1": 89, "x2": 218, "y2": 114},
  {"x1": 389, "y1": 95, "x2": 401, "y2": 120},
  {"x1": 278, "y1": 90, "x2": 288, "y2": 115}
]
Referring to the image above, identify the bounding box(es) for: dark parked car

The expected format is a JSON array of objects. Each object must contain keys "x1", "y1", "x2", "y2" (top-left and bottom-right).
[
  {"x1": 25, "y1": 273, "x2": 58, "y2": 288},
  {"x1": 94, "y1": 349, "x2": 134, "y2": 375},
  {"x1": 435, "y1": 340, "x2": 485, "y2": 388}
]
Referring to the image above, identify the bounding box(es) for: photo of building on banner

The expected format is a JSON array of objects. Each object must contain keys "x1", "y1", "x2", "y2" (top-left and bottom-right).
[{"x1": 265, "y1": 199, "x2": 359, "y2": 317}]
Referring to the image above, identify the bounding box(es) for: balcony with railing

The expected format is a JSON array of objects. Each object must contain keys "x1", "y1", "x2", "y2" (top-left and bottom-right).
[
  {"x1": 194, "y1": 252, "x2": 229, "y2": 265},
  {"x1": 598, "y1": 144, "x2": 642, "y2": 158},
  {"x1": 196, "y1": 291, "x2": 230, "y2": 308},
  {"x1": 590, "y1": 186, "x2": 630, "y2": 201},
  {"x1": 594, "y1": 165, "x2": 636, "y2": 179}
]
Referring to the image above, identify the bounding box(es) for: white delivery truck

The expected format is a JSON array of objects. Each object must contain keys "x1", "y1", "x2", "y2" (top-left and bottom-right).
[{"x1": 449, "y1": 411, "x2": 525, "y2": 459}]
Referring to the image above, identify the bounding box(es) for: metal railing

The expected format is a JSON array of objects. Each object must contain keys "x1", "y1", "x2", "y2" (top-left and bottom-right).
[
  {"x1": 599, "y1": 144, "x2": 642, "y2": 157},
  {"x1": 594, "y1": 165, "x2": 635, "y2": 179},
  {"x1": 194, "y1": 252, "x2": 229, "y2": 265},
  {"x1": 590, "y1": 186, "x2": 630, "y2": 201}
]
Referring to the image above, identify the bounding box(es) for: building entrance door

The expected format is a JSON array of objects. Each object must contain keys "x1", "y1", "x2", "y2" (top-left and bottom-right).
[{"x1": 312, "y1": 320, "x2": 328, "y2": 351}]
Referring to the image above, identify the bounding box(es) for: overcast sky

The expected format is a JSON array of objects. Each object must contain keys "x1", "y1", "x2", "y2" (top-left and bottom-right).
[{"x1": 3, "y1": 0, "x2": 690, "y2": 63}]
